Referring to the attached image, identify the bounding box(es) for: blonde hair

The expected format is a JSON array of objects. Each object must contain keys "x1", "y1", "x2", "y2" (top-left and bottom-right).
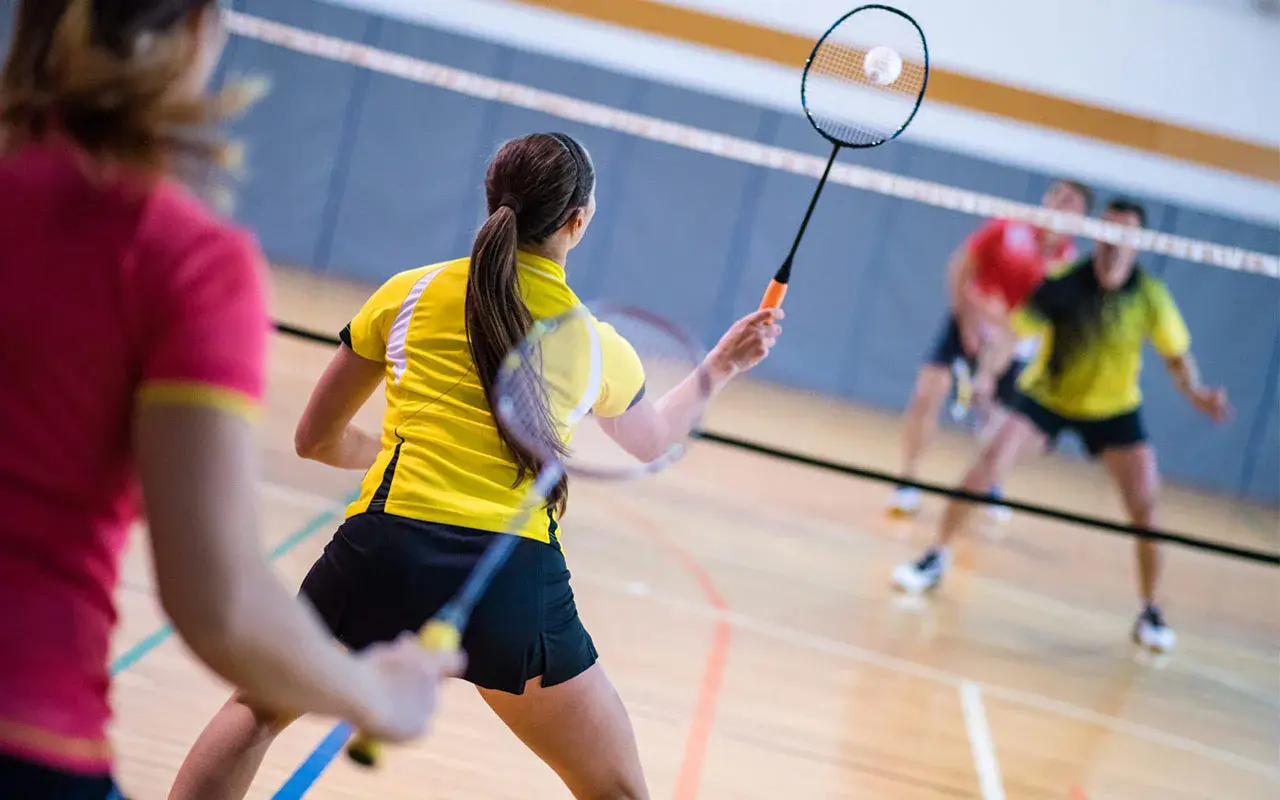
[{"x1": 0, "y1": 0, "x2": 261, "y2": 190}]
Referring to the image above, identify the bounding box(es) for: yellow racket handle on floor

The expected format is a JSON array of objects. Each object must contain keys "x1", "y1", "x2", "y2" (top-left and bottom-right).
[{"x1": 345, "y1": 618, "x2": 462, "y2": 768}]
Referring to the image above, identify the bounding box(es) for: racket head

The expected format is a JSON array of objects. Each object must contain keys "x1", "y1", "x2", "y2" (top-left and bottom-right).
[
  {"x1": 801, "y1": 4, "x2": 929, "y2": 149},
  {"x1": 495, "y1": 303, "x2": 708, "y2": 481}
]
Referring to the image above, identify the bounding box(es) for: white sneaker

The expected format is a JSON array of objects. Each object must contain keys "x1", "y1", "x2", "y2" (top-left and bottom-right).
[
  {"x1": 888, "y1": 486, "x2": 922, "y2": 518},
  {"x1": 892, "y1": 548, "x2": 949, "y2": 594},
  {"x1": 1132, "y1": 606, "x2": 1177, "y2": 653},
  {"x1": 987, "y1": 504, "x2": 1012, "y2": 523}
]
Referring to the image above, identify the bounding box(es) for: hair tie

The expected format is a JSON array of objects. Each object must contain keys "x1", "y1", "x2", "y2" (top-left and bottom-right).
[{"x1": 499, "y1": 193, "x2": 522, "y2": 214}]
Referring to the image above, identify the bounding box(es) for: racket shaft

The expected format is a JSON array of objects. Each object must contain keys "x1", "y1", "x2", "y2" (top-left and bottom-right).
[{"x1": 762, "y1": 143, "x2": 840, "y2": 311}]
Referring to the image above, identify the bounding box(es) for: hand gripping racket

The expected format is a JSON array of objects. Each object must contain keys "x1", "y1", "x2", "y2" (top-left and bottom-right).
[
  {"x1": 760, "y1": 5, "x2": 929, "y2": 310},
  {"x1": 345, "y1": 303, "x2": 709, "y2": 768}
]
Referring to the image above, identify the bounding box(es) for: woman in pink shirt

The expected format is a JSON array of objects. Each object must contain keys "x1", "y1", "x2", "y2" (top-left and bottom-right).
[{"x1": 0, "y1": 1, "x2": 459, "y2": 797}]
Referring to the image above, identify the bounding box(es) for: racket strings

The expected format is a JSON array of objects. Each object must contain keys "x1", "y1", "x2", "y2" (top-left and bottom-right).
[
  {"x1": 497, "y1": 306, "x2": 705, "y2": 479},
  {"x1": 803, "y1": 8, "x2": 928, "y2": 148}
]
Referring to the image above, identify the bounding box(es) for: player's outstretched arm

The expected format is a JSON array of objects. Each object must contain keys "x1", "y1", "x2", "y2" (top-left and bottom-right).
[
  {"x1": 1164, "y1": 353, "x2": 1230, "y2": 423},
  {"x1": 599, "y1": 309, "x2": 783, "y2": 462},
  {"x1": 136, "y1": 402, "x2": 462, "y2": 741}
]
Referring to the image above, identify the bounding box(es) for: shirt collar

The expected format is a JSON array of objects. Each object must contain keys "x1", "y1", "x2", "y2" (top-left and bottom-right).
[{"x1": 516, "y1": 250, "x2": 567, "y2": 283}]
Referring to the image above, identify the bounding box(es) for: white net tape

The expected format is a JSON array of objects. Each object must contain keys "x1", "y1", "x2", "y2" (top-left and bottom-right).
[{"x1": 224, "y1": 11, "x2": 1279, "y2": 278}]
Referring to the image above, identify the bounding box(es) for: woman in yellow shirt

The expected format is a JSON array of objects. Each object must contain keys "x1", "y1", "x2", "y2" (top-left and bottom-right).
[
  {"x1": 892, "y1": 199, "x2": 1229, "y2": 654},
  {"x1": 171, "y1": 132, "x2": 782, "y2": 799}
]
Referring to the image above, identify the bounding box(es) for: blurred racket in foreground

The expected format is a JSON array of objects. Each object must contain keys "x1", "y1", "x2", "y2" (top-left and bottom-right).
[
  {"x1": 345, "y1": 304, "x2": 708, "y2": 767},
  {"x1": 761, "y1": 4, "x2": 929, "y2": 310}
]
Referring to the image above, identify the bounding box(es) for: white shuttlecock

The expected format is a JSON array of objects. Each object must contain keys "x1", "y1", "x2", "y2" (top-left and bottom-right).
[{"x1": 864, "y1": 46, "x2": 903, "y2": 86}]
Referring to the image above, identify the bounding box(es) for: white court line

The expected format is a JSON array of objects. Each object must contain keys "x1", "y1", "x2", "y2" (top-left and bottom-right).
[
  {"x1": 252, "y1": 483, "x2": 1279, "y2": 780},
  {"x1": 576, "y1": 570, "x2": 1280, "y2": 781},
  {"x1": 961, "y1": 680, "x2": 1008, "y2": 800}
]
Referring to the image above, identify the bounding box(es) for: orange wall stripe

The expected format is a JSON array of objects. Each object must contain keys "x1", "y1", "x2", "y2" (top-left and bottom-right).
[{"x1": 512, "y1": 0, "x2": 1279, "y2": 182}]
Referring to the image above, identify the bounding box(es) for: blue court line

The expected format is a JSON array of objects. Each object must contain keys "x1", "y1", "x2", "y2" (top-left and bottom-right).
[
  {"x1": 108, "y1": 489, "x2": 357, "y2": 676},
  {"x1": 271, "y1": 723, "x2": 353, "y2": 800}
]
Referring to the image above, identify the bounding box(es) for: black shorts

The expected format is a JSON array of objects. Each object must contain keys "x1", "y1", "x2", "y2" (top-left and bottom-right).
[
  {"x1": 299, "y1": 512, "x2": 597, "y2": 695},
  {"x1": 0, "y1": 752, "x2": 126, "y2": 799},
  {"x1": 926, "y1": 314, "x2": 1024, "y2": 408},
  {"x1": 1013, "y1": 393, "x2": 1147, "y2": 458}
]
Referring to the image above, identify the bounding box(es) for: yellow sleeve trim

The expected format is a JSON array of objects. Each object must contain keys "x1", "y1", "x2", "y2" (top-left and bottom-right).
[{"x1": 137, "y1": 381, "x2": 261, "y2": 420}]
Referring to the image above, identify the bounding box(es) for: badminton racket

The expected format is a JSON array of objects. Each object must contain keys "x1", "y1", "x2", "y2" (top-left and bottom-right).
[
  {"x1": 345, "y1": 303, "x2": 709, "y2": 767},
  {"x1": 760, "y1": 4, "x2": 929, "y2": 310}
]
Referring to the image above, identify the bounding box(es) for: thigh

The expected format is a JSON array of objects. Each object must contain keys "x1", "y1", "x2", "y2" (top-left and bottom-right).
[
  {"x1": 479, "y1": 664, "x2": 647, "y2": 800},
  {"x1": 978, "y1": 409, "x2": 1044, "y2": 478},
  {"x1": 0, "y1": 752, "x2": 124, "y2": 800},
  {"x1": 1099, "y1": 441, "x2": 1160, "y2": 518}
]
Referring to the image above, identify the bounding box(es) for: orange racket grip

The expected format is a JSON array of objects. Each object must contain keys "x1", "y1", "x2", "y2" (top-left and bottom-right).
[
  {"x1": 759, "y1": 280, "x2": 788, "y2": 310},
  {"x1": 345, "y1": 619, "x2": 462, "y2": 769}
]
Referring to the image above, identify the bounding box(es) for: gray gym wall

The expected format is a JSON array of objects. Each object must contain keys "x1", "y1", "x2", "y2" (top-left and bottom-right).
[{"x1": 3, "y1": 0, "x2": 1275, "y2": 505}]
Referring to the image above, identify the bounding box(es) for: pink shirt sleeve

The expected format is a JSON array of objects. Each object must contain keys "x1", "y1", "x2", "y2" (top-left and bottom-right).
[{"x1": 136, "y1": 227, "x2": 269, "y2": 416}]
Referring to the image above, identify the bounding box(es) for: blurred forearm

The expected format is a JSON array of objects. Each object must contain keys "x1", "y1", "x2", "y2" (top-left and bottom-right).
[
  {"x1": 1166, "y1": 353, "x2": 1202, "y2": 400},
  {"x1": 137, "y1": 403, "x2": 377, "y2": 722},
  {"x1": 297, "y1": 425, "x2": 381, "y2": 470}
]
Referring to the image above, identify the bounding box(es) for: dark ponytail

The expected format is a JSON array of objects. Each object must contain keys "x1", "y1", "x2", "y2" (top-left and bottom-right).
[{"x1": 466, "y1": 133, "x2": 595, "y2": 515}]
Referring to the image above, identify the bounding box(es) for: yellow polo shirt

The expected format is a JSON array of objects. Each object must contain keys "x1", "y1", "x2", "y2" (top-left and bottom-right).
[
  {"x1": 339, "y1": 252, "x2": 645, "y2": 543},
  {"x1": 1012, "y1": 260, "x2": 1190, "y2": 419}
]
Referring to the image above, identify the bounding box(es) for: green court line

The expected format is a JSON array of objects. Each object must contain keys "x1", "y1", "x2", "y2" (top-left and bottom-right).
[{"x1": 109, "y1": 489, "x2": 358, "y2": 676}]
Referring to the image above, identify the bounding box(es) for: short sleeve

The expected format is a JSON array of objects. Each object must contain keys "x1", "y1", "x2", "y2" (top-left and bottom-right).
[
  {"x1": 1147, "y1": 279, "x2": 1191, "y2": 358},
  {"x1": 592, "y1": 321, "x2": 647, "y2": 418},
  {"x1": 339, "y1": 269, "x2": 426, "y2": 362},
  {"x1": 964, "y1": 219, "x2": 1006, "y2": 262},
  {"x1": 136, "y1": 230, "x2": 269, "y2": 418}
]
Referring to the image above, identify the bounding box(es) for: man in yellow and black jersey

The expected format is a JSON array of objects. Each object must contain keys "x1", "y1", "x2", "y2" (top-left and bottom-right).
[{"x1": 893, "y1": 199, "x2": 1230, "y2": 654}]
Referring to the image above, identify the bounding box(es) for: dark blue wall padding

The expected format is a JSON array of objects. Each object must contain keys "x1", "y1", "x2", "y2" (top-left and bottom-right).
[
  {"x1": 1243, "y1": 358, "x2": 1279, "y2": 504},
  {"x1": 321, "y1": 21, "x2": 507, "y2": 283},
  {"x1": 592, "y1": 84, "x2": 771, "y2": 344},
  {"x1": 0, "y1": 0, "x2": 12, "y2": 54},
  {"x1": 4, "y1": 0, "x2": 1275, "y2": 505},
  {"x1": 223, "y1": 0, "x2": 372, "y2": 267},
  {"x1": 1151, "y1": 210, "x2": 1280, "y2": 497}
]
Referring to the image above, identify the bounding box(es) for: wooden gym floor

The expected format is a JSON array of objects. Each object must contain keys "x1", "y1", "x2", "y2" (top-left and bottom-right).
[{"x1": 109, "y1": 267, "x2": 1278, "y2": 799}]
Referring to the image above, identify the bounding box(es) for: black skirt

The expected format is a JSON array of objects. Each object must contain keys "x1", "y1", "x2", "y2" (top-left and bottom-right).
[{"x1": 299, "y1": 512, "x2": 598, "y2": 694}]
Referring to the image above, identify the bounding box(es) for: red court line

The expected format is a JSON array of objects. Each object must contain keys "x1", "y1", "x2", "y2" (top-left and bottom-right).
[{"x1": 616, "y1": 503, "x2": 732, "y2": 800}]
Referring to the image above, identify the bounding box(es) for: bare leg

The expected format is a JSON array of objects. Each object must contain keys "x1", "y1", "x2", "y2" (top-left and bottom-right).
[
  {"x1": 1100, "y1": 444, "x2": 1162, "y2": 605},
  {"x1": 900, "y1": 363, "x2": 954, "y2": 481},
  {"x1": 937, "y1": 413, "x2": 1043, "y2": 547},
  {"x1": 480, "y1": 664, "x2": 648, "y2": 800},
  {"x1": 169, "y1": 697, "x2": 295, "y2": 800},
  {"x1": 893, "y1": 414, "x2": 1043, "y2": 593}
]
